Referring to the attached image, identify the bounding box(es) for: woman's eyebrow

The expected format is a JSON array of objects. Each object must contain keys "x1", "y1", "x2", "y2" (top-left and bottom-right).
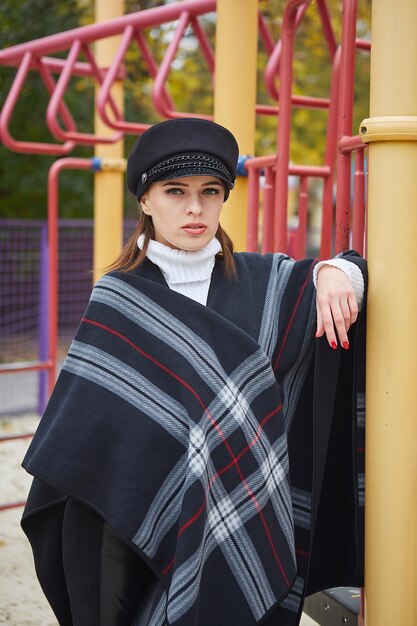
[
  {"x1": 161, "y1": 181, "x2": 189, "y2": 187},
  {"x1": 161, "y1": 180, "x2": 223, "y2": 187}
]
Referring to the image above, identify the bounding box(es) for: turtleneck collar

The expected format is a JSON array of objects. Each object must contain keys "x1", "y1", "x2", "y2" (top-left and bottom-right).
[{"x1": 137, "y1": 234, "x2": 221, "y2": 285}]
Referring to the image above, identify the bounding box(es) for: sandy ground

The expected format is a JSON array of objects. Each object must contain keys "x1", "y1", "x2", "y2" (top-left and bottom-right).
[
  {"x1": 0, "y1": 416, "x2": 58, "y2": 625},
  {"x1": 0, "y1": 415, "x2": 319, "y2": 626}
]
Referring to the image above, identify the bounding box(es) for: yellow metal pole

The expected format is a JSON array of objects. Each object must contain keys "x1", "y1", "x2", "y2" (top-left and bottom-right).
[
  {"x1": 214, "y1": 0, "x2": 258, "y2": 251},
  {"x1": 94, "y1": 0, "x2": 124, "y2": 282},
  {"x1": 362, "y1": 0, "x2": 417, "y2": 623}
]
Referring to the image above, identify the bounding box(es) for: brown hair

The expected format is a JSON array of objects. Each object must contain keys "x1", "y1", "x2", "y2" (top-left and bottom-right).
[{"x1": 105, "y1": 207, "x2": 237, "y2": 278}]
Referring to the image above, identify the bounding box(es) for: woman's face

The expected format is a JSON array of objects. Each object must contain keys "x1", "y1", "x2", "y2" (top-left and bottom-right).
[{"x1": 140, "y1": 175, "x2": 225, "y2": 251}]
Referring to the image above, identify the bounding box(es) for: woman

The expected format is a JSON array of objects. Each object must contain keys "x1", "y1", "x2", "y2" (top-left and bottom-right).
[{"x1": 22, "y1": 118, "x2": 366, "y2": 626}]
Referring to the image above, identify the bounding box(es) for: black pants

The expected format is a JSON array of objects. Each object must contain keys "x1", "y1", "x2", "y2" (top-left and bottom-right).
[{"x1": 62, "y1": 498, "x2": 160, "y2": 626}]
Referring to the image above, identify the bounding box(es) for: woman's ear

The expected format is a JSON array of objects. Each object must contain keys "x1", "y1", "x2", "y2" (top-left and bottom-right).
[{"x1": 140, "y1": 193, "x2": 150, "y2": 214}]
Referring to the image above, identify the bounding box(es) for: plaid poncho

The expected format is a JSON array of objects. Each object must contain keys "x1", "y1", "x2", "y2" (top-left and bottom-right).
[{"x1": 22, "y1": 251, "x2": 366, "y2": 626}]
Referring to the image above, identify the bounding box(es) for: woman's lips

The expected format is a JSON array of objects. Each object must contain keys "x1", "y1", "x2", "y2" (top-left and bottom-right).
[{"x1": 182, "y1": 223, "x2": 207, "y2": 235}]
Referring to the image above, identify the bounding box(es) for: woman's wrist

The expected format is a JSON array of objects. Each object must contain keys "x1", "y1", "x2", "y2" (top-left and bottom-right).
[{"x1": 313, "y1": 259, "x2": 364, "y2": 309}]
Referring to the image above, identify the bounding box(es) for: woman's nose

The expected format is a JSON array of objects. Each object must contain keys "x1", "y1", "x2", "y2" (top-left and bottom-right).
[{"x1": 186, "y1": 197, "x2": 203, "y2": 214}]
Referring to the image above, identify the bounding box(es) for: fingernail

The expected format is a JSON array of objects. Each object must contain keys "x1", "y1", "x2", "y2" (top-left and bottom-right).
[
  {"x1": 315, "y1": 330, "x2": 320, "y2": 338},
  {"x1": 331, "y1": 341, "x2": 337, "y2": 350},
  {"x1": 343, "y1": 341, "x2": 350, "y2": 350}
]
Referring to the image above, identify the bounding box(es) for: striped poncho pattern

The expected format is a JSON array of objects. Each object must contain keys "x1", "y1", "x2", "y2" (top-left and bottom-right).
[{"x1": 22, "y1": 252, "x2": 366, "y2": 626}]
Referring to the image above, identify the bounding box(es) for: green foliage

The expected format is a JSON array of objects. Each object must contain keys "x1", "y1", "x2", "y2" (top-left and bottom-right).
[
  {"x1": 0, "y1": 0, "x2": 371, "y2": 218},
  {"x1": 0, "y1": 0, "x2": 95, "y2": 218}
]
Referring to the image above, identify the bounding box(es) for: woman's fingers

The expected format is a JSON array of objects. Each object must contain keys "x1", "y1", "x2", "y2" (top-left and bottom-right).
[
  {"x1": 316, "y1": 294, "x2": 358, "y2": 348},
  {"x1": 329, "y1": 299, "x2": 349, "y2": 347},
  {"x1": 315, "y1": 303, "x2": 325, "y2": 338},
  {"x1": 316, "y1": 266, "x2": 359, "y2": 349},
  {"x1": 348, "y1": 291, "x2": 359, "y2": 326},
  {"x1": 317, "y1": 299, "x2": 339, "y2": 348}
]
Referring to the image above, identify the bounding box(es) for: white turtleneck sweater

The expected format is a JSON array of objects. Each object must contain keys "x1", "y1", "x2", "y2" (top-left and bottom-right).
[
  {"x1": 137, "y1": 234, "x2": 222, "y2": 305},
  {"x1": 137, "y1": 235, "x2": 364, "y2": 308}
]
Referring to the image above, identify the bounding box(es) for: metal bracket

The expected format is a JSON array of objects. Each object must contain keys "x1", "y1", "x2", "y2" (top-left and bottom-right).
[
  {"x1": 91, "y1": 157, "x2": 127, "y2": 172},
  {"x1": 359, "y1": 116, "x2": 417, "y2": 142}
]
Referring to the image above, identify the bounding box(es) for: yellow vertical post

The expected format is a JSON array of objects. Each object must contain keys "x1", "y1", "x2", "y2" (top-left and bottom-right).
[
  {"x1": 214, "y1": 0, "x2": 258, "y2": 251},
  {"x1": 362, "y1": 0, "x2": 417, "y2": 623},
  {"x1": 94, "y1": 0, "x2": 124, "y2": 282}
]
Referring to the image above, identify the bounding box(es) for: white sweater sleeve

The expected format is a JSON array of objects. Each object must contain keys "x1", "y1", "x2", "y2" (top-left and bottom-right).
[{"x1": 313, "y1": 258, "x2": 365, "y2": 309}]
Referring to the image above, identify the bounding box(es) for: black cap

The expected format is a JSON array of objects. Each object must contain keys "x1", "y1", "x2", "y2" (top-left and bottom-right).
[{"x1": 127, "y1": 118, "x2": 239, "y2": 200}]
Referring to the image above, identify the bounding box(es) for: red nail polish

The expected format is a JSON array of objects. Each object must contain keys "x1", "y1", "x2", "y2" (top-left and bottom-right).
[
  {"x1": 331, "y1": 341, "x2": 337, "y2": 350},
  {"x1": 343, "y1": 341, "x2": 350, "y2": 350}
]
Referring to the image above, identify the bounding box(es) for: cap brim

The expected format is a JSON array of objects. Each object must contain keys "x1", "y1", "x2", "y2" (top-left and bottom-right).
[{"x1": 155, "y1": 166, "x2": 234, "y2": 189}]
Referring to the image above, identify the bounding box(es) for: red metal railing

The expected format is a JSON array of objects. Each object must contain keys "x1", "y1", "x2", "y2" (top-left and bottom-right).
[
  {"x1": 0, "y1": 0, "x2": 217, "y2": 151},
  {"x1": 0, "y1": 0, "x2": 369, "y2": 258},
  {"x1": 246, "y1": 0, "x2": 369, "y2": 259},
  {"x1": 0, "y1": 158, "x2": 97, "y2": 513},
  {"x1": 1, "y1": 0, "x2": 318, "y2": 150},
  {"x1": 246, "y1": 0, "x2": 339, "y2": 257}
]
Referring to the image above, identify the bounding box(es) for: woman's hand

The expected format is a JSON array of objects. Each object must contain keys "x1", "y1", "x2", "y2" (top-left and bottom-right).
[{"x1": 315, "y1": 265, "x2": 359, "y2": 349}]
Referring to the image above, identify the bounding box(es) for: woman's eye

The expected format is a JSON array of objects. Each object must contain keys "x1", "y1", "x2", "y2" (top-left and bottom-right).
[
  {"x1": 203, "y1": 187, "x2": 220, "y2": 195},
  {"x1": 166, "y1": 187, "x2": 183, "y2": 195}
]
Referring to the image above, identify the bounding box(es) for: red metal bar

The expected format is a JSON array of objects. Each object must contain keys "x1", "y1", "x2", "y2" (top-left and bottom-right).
[
  {"x1": 258, "y1": 12, "x2": 275, "y2": 56},
  {"x1": 245, "y1": 156, "x2": 331, "y2": 178},
  {"x1": 0, "y1": 0, "x2": 354, "y2": 152},
  {"x1": 46, "y1": 40, "x2": 123, "y2": 145},
  {"x1": 0, "y1": 51, "x2": 75, "y2": 155},
  {"x1": 190, "y1": 16, "x2": 215, "y2": 73},
  {"x1": 296, "y1": 177, "x2": 309, "y2": 259},
  {"x1": 290, "y1": 95, "x2": 330, "y2": 109},
  {"x1": 247, "y1": 167, "x2": 260, "y2": 252},
  {"x1": 0, "y1": 0, "x2": 216, "y2": 64},
  {"x1": 245, "y1": 155, "x2": 276, "y2": 170},
  {"x1": 320, "y1": 46, "x2": 341, "y2": 259},
  {"x1": 2, "y1": 55, "x2": 114, "y2": 78},
  {"x1": 0, "y1": 433, "x2": 34, "y2": 443},
  {"x1": 274, "y1": 0, "x2": 311, "y2": 253},
  {"x1": 0, "y1": 0, "x2": 216, "y2": 147},
  {"x1": 335, "y1": 0, "x2": 358, "y2": 253},
  {"x1": 0, "y1": 361, "x2": 54, "y2": 374},
  {"x1": 339, "y1": 134, "x2": 364, "y2": 153},
  {"x1": 256, "y1": 94, "x2": 331, "y2": 118},
  {"x1": 134, "y1": 30, "x2": 175, "y2": 114},
  {"x1": 37, "y1": 60, "x2": 79, "y2": 138},
  {"x1": 0, "y1": 160, "x2": 93, "y2": 516},
  {"x1": 262, "y1": 167, "x2": 276, "y2": 254},
  {"x1": 81, "y1": 43, "x2": 125, "y2": 129},
  {"x1": 264, "y1": 39, "x2": 282, "y2": 103},
  {"x1": 152, "y1": 11, "x2": 210, "y2": 120},
  {"x1": 356, "y1": 39, "x2": 371, "y2": 51},
  {"x1": 264, "y1": 1, "x2": 310, "y2": 103},
  {"x1": 0, "y1": 501, "x2": 27, "y2": 512},
  {"x1": 352, "y1": 148, "x2": 365, "y2": 255},
  {"x1": 316, "y1": 0, "x2": 337, "y2": 58},
  {"x1": 97, "y1": 25, "x2": 146, "y2": 134},
  {"x1": 152, "y1": 11, "x2": 189, "y2": 119},
  {"x1": 47, "y1": 158, "x2": 93, "y2": 396},
  {"x1": 289, "y1": 164, "x2": 330, "y2": 178}
]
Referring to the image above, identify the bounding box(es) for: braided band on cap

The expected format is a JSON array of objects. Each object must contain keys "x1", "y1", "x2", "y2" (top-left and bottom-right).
[{"x1": 141, "y1": 153, "x2": 235, "y2": 188}]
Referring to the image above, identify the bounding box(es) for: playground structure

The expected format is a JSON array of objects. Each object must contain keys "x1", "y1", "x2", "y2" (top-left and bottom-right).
[
  {"x1": 0, "y1": 0, "x2": 417, "y2": 624},
  {"x1": 0, "y1": 0, "x2": 369, "y2": 394}
]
